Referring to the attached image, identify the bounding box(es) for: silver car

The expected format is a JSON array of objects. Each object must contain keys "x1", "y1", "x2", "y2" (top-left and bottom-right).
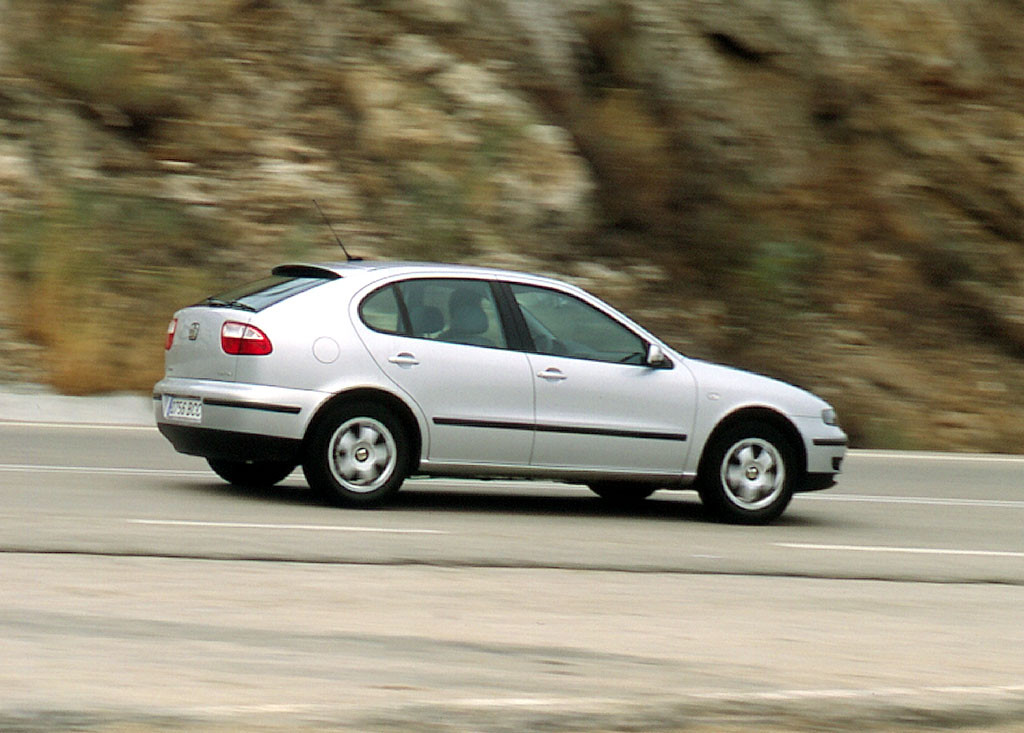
[{"x1": 155, "y1": 261, "x2": 847, "y2": 523}]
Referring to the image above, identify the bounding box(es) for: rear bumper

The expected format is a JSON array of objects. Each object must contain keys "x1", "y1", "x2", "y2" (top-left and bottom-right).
[
  {"x1": 154, "y1": 377, "x2": 328, "y2": 440},
  {"x1": 154, "y1": 377, "x2": 328, "y2": 462},
  {"x1": 157, "y1": 423, "x2": 302, "y2": 463}
]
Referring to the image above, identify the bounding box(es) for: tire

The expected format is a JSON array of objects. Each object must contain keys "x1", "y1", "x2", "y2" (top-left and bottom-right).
[
  {"x1": 696, "y1": 421, "x2": 796, "y2": 524},
  {"x1": 588, "y1": 481, "x2": 657, "y2": 505},
  {"x1": 206, "y1": 458, "x2": 295, "y2": 488},
  {"x1": 302, "y1": 401, "x2": 409, "y2": 507}
]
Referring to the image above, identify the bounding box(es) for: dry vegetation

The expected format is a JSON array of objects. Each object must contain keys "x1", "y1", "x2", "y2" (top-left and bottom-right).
[
  {"x1": 1, "y1": 0, "x2": 1023, "y2": 450},
  {"x1": 3, "y1": 187, "x2": 220, "y2": 391}
]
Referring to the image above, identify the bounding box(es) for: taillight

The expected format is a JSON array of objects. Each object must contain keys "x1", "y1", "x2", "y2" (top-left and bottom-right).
[
  {"x1": 221, "y1": 321, "x2": 273, "y2": 355},
  {"x1": 165, "y1": 318, "x2": 177, "y2": 350}
]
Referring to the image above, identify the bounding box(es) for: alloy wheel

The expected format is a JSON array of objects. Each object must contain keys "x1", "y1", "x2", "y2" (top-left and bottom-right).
[
  {"x1": 719, "y1": 437, "x2": 786, "y2": 510},
  {"x1": 327, "y1": 417, "x2": 398, "y2": 493}
]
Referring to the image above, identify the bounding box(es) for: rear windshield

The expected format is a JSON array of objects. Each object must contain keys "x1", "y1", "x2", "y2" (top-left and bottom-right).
[{"x1": 197, "y1": 275, "x2": 330, "y2": 312}]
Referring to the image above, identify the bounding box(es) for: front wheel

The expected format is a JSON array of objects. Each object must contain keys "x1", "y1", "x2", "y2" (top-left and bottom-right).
[
  {"x1": 303, "y1": 402, "x2": 409, "y2": 507},
  {"x1": 697, "y1": 422, "x2": 796, "y2": 524},
  {"x1": 206, "y1": 458, "x2": 295, "y2": 488}
]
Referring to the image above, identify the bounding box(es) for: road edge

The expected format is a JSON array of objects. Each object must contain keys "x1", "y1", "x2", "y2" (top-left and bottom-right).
[{"x1": 0, "y1": 388, "x2": 153, "y2": 427}]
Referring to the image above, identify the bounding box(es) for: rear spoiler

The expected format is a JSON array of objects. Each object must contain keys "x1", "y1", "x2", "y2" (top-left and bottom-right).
[{"x1": 271, "y1": 264, "x2": 343, "y2": 279}]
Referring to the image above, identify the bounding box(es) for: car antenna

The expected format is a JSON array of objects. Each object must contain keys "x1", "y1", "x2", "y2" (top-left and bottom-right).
[{"x1": 313, "y1": 199, "x2": 361, "y2": 262}]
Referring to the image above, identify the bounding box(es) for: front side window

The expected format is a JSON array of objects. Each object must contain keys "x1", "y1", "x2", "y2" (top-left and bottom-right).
[{"x1": 509, "y1": 283, "x2": 646, "y2": 364}]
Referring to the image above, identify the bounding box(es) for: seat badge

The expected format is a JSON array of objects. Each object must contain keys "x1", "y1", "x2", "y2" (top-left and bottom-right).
[{"x1": 188, "y1": 322, "x2": 200, "y2": 341}]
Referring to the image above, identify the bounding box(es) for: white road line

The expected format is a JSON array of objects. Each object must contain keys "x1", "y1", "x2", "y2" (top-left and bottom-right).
[
  {"x1": 797, "y1": 493, "x2": 1024, "y2": 508},
  {"x1": 454, "y1": 697, "x2": 585, "y2": 708},
  {"x1": 684, "y1": 682, "x2": 1024, "y2": 702},
  {"x1": 0, "y1": 464, "x2": 211, "y2": 477},
  {"x1": 184, "y1": 682, "x2": 1024, "y2": 715},
  {"x1": 778, "y1": 542, "x2": 1024, "y2": 558},
  {"x1": 0, "y1": 463, "x2": 307, "y2": 481},
  {"x1": 0, "y1": 420, "x2": 156, "y2": 431},
  {"x1": 128, "y1": 519, "x2": 447, "y2": 534},
  {"x1": 849, "y1": 449, "x2": 1024, "y2": 464}
]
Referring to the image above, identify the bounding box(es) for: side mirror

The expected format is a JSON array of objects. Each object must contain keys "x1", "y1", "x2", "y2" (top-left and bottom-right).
[{"x1": 645, "y1": 343, "x2": 672, "y2": 369}]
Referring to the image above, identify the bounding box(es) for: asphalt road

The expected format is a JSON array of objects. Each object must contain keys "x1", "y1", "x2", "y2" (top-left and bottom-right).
[{"x1": 1, "y1": 419, "x2": 1023, "y2": 731}]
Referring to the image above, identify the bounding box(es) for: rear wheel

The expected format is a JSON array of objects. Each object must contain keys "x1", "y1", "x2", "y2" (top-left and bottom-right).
[
  {"x1": 303, "y1": 401, "x2": 409, "y2": 507},
  {"x1": 588, "y1": 481, "x2": 657, "y2": 505},
  {"x1": 697, "y1": 422, "x2": 795, "y2": 524},
  {"x1": 206, "y1": 458, "x2": 295, "y2": 488}
]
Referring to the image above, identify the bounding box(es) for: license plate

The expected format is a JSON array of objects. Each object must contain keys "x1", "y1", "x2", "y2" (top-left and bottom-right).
[{"x1": 164, "y1": 396, "x2": 202, "y2": 423}]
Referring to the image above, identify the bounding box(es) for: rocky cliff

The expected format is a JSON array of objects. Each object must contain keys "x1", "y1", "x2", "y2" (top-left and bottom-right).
[{"x1": 1, "y1": 0, "x2": 1023, "y2": 451}]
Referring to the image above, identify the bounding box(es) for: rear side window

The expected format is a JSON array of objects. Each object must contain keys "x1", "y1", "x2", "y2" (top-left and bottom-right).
[
  {"x1": 360, "y1": 285, "x2": 406, "y2": 334},
  {"x1": 399, "y1": 279, "x2": 507, "y2": 349},
  {"x1": 198, "y1": 275, "x2": 329, "y2": 312},
  {"x1": 358, "y1": 278, "x2": 508, "y2": 349}
]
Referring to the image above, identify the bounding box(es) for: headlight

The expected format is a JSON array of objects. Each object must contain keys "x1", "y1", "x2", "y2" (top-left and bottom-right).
[{"x1": 821, "y1": 407, "x2": 838, "y2": 426}]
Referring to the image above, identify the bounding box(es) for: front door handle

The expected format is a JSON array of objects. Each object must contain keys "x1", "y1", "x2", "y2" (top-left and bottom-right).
[
  {"x1": 388, "y1": 352, "x2": 420, "y2": 367},
  {"x1": 537, "y1": 367, "x2": 567, "y2": 381}
]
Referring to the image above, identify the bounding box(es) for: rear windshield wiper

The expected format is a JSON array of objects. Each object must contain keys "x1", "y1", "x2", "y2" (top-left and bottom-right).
[{"x1": 200, "y1": 297, "x2": 257, "y2": 312}]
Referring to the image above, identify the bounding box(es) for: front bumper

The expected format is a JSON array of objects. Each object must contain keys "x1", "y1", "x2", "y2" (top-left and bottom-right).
[{"x1": 791, "y1": 415, "x2": 848, "y2": 492}]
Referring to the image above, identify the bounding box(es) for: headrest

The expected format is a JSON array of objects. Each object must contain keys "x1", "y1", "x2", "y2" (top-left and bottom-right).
[
  {"x1": 448, "y1": 289, "x2": 488, "y2": 335},
  {"x1": 409, "y1": 305, "x2": 443, "y2": 335}
]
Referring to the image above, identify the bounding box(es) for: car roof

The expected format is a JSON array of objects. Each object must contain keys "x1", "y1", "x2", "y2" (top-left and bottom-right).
[
  {"x1": 271, "y1": 260, "x2": 665, "y2": 354},
  {"x1": 277, "y1": 260, "x2": 571, "y2": 288}
]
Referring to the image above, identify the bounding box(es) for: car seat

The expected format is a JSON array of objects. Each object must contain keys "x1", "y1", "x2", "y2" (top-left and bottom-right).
[{"x1": 439, "y1": 288, "x2": 493, "y2": 347}]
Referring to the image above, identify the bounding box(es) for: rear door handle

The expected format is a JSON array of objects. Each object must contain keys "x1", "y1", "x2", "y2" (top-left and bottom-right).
[
  {"x1": 388, "y1": 352, "x2": 420, "y2": 366},
  {"x1": 537, "y1": 367, "x2": 567, "y2": 381}
]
